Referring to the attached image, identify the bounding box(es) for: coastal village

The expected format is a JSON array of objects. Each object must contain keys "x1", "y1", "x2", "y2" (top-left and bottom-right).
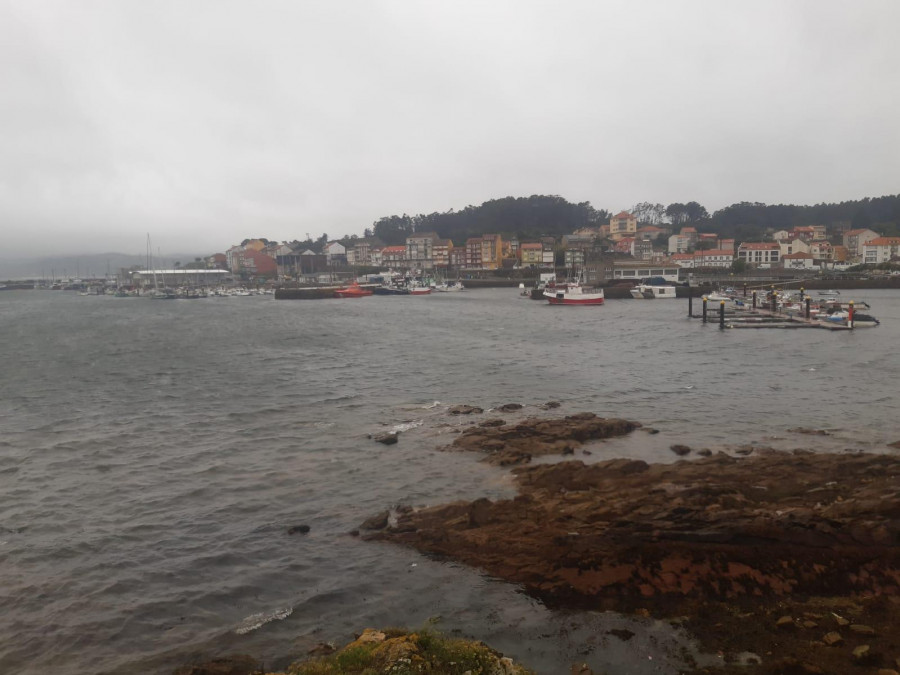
[
  {"x1": 23, "y1": 209, "x2": 890, "y2": 294},
  {"x1": 209, "y1": 212, "x2": 899, "y2": 287}
]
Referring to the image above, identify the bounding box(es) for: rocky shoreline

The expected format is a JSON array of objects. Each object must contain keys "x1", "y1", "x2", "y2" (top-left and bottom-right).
[{"x1": 363, "y1": 412, "x2": 900, "y2": 674}]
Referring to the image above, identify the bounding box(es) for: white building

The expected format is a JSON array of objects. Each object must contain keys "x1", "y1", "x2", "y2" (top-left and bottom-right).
[
  {"x1": 781, "y1": 252, "x2": 816, "y2": 270},
  {"x1": 863, "y1": 237, "x2": 900, "y2": 264},
  {"x1": 737, "y1": 243, "x2": 780, "y2": 267}
]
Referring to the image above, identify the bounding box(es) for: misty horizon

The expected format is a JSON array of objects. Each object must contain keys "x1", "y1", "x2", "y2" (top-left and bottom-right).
[{"x1": 3, "y1": 1, "x2": 899, "y2": 258}]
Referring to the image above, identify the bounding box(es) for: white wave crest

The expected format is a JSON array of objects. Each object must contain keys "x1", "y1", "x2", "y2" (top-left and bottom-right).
[
  {"x1": 234, "y1": 606, "x2": 293, "y2": 635},
  {"x1": 391, "y1": 420, "x2": 424, "y2": 433}
]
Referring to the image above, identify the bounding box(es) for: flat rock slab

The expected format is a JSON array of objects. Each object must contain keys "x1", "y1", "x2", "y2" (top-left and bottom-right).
[
  {"x1": 448, "y1": 413, "x2": 641, "y2": 466},
  {"x1": 370, "y1": 451, "x2": 900, "y2": 604}
]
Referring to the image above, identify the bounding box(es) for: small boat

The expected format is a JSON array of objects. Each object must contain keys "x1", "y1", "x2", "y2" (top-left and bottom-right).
[
  {"x1": 544, "y1": 281, "x2": 604, "y2": 305},
  {"x1": 705, "y1": 291, "x2": 734, "y2": 302},
  {"x1": 408, "y1": 284, "x2": 432, "y2": 295},
  {"x1": 818, "y1": 308, "x2": 880, "y2": 327},
  {"x1": 818, "y1": 290, "x2": 840, "y2": 297},
  {"x1": 629, "y1": 284, "x2": 677, "y2": 299},
  {"x1": 433, "y1": 280, "x2": 465, "y2": 292},
  {"x1": 334, "y1": 282, "x2": 373, "y2": 298}
]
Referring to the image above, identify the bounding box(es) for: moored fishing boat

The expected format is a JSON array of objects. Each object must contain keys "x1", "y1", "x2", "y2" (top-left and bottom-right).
[{"x1": 544, "y1": 281, "x2": 604, "y2": 305}]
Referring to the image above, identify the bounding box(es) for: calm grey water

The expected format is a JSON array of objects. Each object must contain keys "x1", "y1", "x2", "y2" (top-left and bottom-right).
[{"x1": 1, "y1": 288, "x2": 898, "y2": 675}]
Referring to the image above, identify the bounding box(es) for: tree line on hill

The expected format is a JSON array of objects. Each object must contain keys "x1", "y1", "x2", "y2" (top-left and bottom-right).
[
  {"x1": 259, "y1": 192, "x2": 900, "y2": 255},
  {"x1": 366, "y1": 193, "x2": 900, "y2": 248}
]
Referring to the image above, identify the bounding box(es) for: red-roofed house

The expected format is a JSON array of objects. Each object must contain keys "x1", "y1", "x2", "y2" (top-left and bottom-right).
[
  {"x1": 737, "y1": 242, "x2": 780, "y2": 267},
  {"x1": 381, "y1": 245, "x2": 407, "y2": 268},
  {"x1": 863, "y1": 237, "x2": 900, "y2": 264},
  {"x1": 843, "y1": 228, "x2": 880, "y2": 258}
]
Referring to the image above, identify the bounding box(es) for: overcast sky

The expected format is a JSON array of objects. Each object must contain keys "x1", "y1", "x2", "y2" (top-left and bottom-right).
[{"x1": 2, "y1": 0, "x2": 899, "y2": 257}]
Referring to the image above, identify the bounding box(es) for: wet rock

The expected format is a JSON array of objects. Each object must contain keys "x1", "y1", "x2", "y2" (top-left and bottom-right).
[
  {"x1": 734, "y1": 446, "x2": 754, "y2": 456},
  {"x1": 789, "y1": 427, "x2": 831, "y2": 436},
  {"x1": 607, "y1": 628, "x2": 635, "y2": 641},
  {"x1": 670, "y1": 444, "x2": 692, "y2": 456},
  {"x1": 360, "y1": 511, "x2": 389, "y2": 531},
  {"x1": 173, "y1": 655, "x2": 259, "y2": 675},
  {"x1": 878, "y1": 670, "x2": 900, "y2": 675},
  {"x1": 497, "y1": 403, "x2": 524, "y2": 412},
  {"x1": 372, "y1": 432, "x2": 398, "y2": 445},
  {"x1": 287, "y1": 524, "x2": 310, "y2": 535},
  {"x1": 852, "y1": 644, "x2": 871, "y2": 660},
  {"x1": 582, "y1": 449, "x2": 592, "y2": 455},
  {"x1": 351, "y1": 628, "x2": 387, "y2": 645},
  {"x1": 570, "y1": 664, "x2": 593, "y2": 675},
  {"x1": 450, "y1": 405, "x2": 483, "y2": 415},
  {"x1": 802, "y1": 620, "x2": 818, "y2": 628},
  {"x1": 542, "y1": 401, "x2": 561, "y2": 409},
  {"x1": 776, "y1": 615, "x2": 795, "y2": 628},
  {"x1": 448, "y1": 414, "x2": 641, "y2": 466},
  {"x1": 348, "y1": 529, "x2": 360, "y2": 537},
  {"x1": 850, "y1": 624, "x2": 876, "y2": 635},
  {"x1": 644, "y1": 428, "x2": 660, "y2": 434},
  {"x1": 833, "y1": 614, "x2": 850, "y2": 626},
  {"x1": 479, "y1": 419, "x2": 506, "y2": 428},
  {"x1": 306, "y1": 642, "x2": 335, "y2": 656},
  {"x1": 697, "y1": 448, "x2": 713, "y2": 457},
  {"x1": 822, "y1": 631, "x2": 843, "y2": 646},
  {"x1": 888, "y1": 440, "x2": 900, "y2": 449}
]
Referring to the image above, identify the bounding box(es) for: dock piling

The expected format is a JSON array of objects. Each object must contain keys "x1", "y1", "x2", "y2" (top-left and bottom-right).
[
  {"x1": 702, "y1": 296, "x2": 708, "y2": 323},
  {"x1": 805, "y1": 297, "x2": 811, "y2": 319},
  {"x1": 752, "y1": 291, "x2": 757, "y2": 309},
  {"x1": 688, "y1": 287, "x2": 693, "y2": 317},
  {"x1": 719, "y1": 300, "x2": 726, "y2": 329},
  {"x1": 849, "y1": 300, "x2": 854, "y2": 330}
]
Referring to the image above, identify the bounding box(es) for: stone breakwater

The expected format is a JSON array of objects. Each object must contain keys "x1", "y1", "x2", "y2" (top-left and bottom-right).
[{"x1": 364, "y1": 414, "x2": 900, "y2": 673}]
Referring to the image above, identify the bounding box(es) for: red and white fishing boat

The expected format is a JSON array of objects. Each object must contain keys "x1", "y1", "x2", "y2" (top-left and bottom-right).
[
  {"x1": 407, "y1": 282, "x2": 432, "y2": 295},
  {"x1": 544, "y1": 280, "x2": 605, "y2": 305},
  {"x1": 334, "y1": 282, "x2": 373, "y2": 298}
]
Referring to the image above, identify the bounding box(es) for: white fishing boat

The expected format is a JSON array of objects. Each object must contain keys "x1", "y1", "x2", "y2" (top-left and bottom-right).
[
  {"x1": 629, "y1": 284, "x2": 678, "y2": 299},
  {"x1": 544, "y1": 280, "x2": 604, "y2": 305}
]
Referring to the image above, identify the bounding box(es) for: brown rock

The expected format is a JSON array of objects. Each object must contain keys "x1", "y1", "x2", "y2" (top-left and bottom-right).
[
  {"x1": 543, "y1": 401, "x2": 562, "y2": 409},
  {"x1": 479, "y1": 419, "x2": 507, "y2": 428},
  {"x1": 570, "y1": 664, "x2": 593, "y2": 675},
  {"x1": 822, "y1": 631, "x2": 843, "y2": 646},
  {"x1": 776, "y1": 615, "x2": 795, "y2": 628},
  {"x1": 697, "y1": 448, "x2": 713, "y2": 456},
  {"x1": 307, "y1": 642, "x2": 336, "y2": 656},
  {"x1": 372, "y1": 432, "x2": 398, "y2": 445},
  {"x1": 173, "y1": 655, "x2": 260, "y2": 675},
  {"x1": 448, "y1": 414, "x2": 641, "y2": 465},
  {"x1": 888, "y1": 440, "x2": 900, "y2": 449},
  {"x1": 878, "y1": 669, "x2": 900, "y2": 675},
  {"x1": 497, "y1": 403, "x2": 524, "y2": 412},
  {"x1": 850, "y1": 624, "x2": 876, "y2": 635},
  {"x1": 450, "y1": 405, "x2": 483, "y2": 415},
  {"x1": 360, "y1": 511, "x2": 389, "y2": 531},
  {"x1": 670, "y1": 444, "x2": 691, "y2": 456}
]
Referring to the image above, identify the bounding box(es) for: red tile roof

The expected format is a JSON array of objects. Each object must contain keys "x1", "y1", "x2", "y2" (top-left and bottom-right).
[{"x1": 867, "y1": 237, "x2": 900, "y2": 246}]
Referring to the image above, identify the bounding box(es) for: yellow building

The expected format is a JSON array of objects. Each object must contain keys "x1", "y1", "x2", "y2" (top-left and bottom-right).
[
  {"x1": 480, "y1": 233, "x2": 503, "y2": 269},
  {"x1": 609, "y1": 211, "x2": 637, "y2": 241},
  {"x1": 520, "y1": 242, "x2": 543, "y2": 266}
]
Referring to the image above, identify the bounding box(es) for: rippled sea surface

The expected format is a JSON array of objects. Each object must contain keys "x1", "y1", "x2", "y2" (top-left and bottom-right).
[{"x1": 2, "y1": 288, "x2": 899, "y2": 675}]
